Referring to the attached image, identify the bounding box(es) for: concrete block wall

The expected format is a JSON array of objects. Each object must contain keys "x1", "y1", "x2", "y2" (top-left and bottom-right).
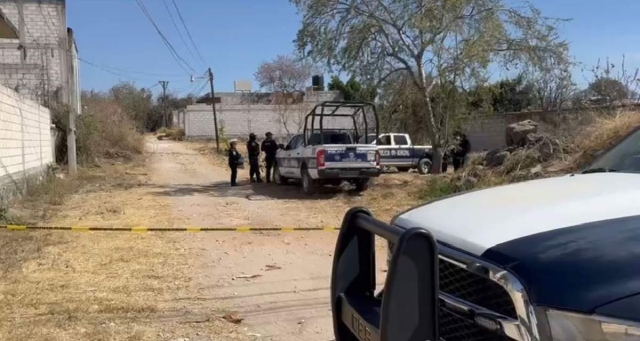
[
  {"x1": 185, "y1": 104, "x2": 358, "y2": 140},
  {"x1": 0, "y1": 83, "x2": 53, "y2": 205},
  {"x1": 463, "y1": 110, "x2": 578, "y2": 151},
  {"x1": 0, "y1": 0, "x2": 67, "y2": 102},
  {"x1": 213, "y1": 90, "x2": 343, "y2": 105}
]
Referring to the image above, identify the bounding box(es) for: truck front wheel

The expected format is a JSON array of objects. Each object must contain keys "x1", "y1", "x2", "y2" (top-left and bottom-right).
[
  {"x1": 418, "y1": 158, "x2": 432, "y2": 175},
  {"x1": 354, "y1": 179, "x2": 370, "y2": 192}
]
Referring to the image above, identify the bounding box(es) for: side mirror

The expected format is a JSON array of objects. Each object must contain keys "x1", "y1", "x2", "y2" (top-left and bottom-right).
[{"x1": 278, "y1": 143, "x2": 285, "y2": 150}]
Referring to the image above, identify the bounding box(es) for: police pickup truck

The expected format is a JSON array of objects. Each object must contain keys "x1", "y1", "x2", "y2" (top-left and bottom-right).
[
  {"x1": 331, "y1": 125, "x2": 640, "y2": 340},
  {"x1": 273, "y1": 101, "x2": 382, "y2": 195},
  {"x1": 360, "y1": 133, "x2": 433, "y2": 174}
]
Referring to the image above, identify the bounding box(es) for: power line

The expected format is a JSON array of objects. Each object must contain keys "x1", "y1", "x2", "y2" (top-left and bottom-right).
[
  {"x1": 193, "y1": 80, "x2": 209, "y2": 97},
  {"x1": 78, "y1": 57, "x2": 184, "y2": 78},
  {"x1": 160, "y1": 0, "x2": 201, "y2": 67},
  {"x1": 170, "y1": 0, "x2": 207, "y2": 65},
  {"x1": 134, "y1": 0, "x2": 197, "y2": 75}
]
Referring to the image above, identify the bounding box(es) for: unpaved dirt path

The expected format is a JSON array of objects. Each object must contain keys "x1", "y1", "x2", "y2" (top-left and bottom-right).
[{"x1": 146, "y1": 139, "x2": 361, "y2": 341}]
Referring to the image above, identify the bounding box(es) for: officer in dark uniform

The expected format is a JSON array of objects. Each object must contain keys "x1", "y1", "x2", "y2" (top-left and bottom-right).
[
  {"x1": 261, "y1": 132, "x2": 279, "y2": 183},
  {"x1": 453, "y1": 133, "x2": 471, "y2": 171},
  {"x1": 247, "y1": 133, "x2": 262, "y2": 182}
]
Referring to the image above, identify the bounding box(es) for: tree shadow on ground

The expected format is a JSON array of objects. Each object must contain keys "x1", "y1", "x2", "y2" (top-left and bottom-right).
[{"x1": 148, "y1": 180, "x2": 364, "y2": 201}]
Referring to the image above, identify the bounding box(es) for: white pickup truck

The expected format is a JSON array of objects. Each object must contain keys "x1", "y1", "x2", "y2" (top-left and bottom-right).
[
  {"x1": 273, "y1": 101, "x2": 383, "y2": 195},
  {"x1": 331, "y1": 125, "x2": 640, "y2": 341},
  {"x1": 360, "y1": 133, "x2": 433, "y2": 174}
]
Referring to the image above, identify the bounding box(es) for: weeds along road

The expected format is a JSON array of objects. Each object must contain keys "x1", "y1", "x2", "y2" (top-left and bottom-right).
[{"x1": 2, "y1": 138, "x2": 392, "y2": 341}]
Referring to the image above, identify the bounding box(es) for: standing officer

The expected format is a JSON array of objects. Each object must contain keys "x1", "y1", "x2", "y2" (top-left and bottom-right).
[
  {"x1": 247, "y1": 133, "x2": 263, "y2": 183},
  {"x1": 261, "y1": 132, "x2": 279, "y2": 183}
]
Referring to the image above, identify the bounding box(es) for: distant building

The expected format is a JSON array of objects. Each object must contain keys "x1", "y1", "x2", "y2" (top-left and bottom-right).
[{"x1": 0, "y1": 0, "x2": 80, "y2": 113}]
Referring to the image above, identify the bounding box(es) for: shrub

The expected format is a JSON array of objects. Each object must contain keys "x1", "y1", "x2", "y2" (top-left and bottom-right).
[{"x1": 51, "y1": 98, "x2": 144, "y2": 165}]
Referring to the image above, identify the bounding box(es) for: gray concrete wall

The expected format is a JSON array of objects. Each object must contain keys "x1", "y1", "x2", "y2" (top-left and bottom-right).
[
  {"x1": 0, "y1": 82, "x2": 54, "y2": 207},
  {"x1": 213, "y1": 90, "x2": 343, "y2": 105},
  {"x1": 462, "y1": 108, "x2": 624, "y2": 151},
  {"x1": 185, "y1": 103, "x2": 361, "y2": 140},
  {"x1": 0, "y1": 0, "x2": 73, "y2": 105}
]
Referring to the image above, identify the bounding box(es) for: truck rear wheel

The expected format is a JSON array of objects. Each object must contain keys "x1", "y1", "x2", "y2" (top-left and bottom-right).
[
  {"x1": 418, "y1": 158, "x2": 432, "y2": 175},
  {"x1": 301, "y1": 168, "x2": 317, "y2": 195}
]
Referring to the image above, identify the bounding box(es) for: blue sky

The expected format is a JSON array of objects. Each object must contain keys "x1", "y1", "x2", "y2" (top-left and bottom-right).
[{"x1": 68, "y1": 0, "x2": 640, "y2": 96}]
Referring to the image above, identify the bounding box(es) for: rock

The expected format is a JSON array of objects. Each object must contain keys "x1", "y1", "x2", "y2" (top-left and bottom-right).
[
  {"x1": 484, "y1": 149, "x2": 500, "y2": 165},
  {"x1": 486, "y1": 150, "x2": 510, "y2": 167},
  {"x1": 506, "y1": 120, "x2": 539, "y2": 147},
  {"x1": 529, "y1": 164, "x2": 543, "y2": 176},
  {"x1": 223, "y1": 312, "x2": 244, "y2": 324}
]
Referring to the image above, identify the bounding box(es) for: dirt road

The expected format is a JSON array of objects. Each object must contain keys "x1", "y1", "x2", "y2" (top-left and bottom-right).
[
  {"x1": 151, "y1": 139, "x2": 394, "y2": 340},
  {"x1": 3, "y1": 138, "x2": 396, "y2": 341},
  {"x1": 148, "y1": 139, "x2": 385, "y2": 341}
]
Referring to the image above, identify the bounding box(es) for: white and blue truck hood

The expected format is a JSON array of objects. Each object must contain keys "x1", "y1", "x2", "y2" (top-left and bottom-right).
[{"x1": 394, "y1": 172, "x2": 640, "y2": 313}]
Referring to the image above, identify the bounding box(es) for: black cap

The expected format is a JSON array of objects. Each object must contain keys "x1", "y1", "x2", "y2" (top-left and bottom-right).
[
  {"x1": 249, "y1": 133, "x2": 256, "y2": 138},
  {"x1": 265, "y1": 132, "x2": 273, "y2": 136}
]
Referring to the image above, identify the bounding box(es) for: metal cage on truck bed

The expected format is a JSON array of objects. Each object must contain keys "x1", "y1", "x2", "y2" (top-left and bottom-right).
[{"x1": 303, "y1": 101, "x2": 380, "y2": 146}]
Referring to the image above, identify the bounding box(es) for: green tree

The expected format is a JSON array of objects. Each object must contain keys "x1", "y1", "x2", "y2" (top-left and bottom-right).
[
  {"x1": 328, "y1": 75, "x2": 377, "y2": 102},
  {"x1": 491, "y1": 76, "x2": 535, "y2": 113},
  {"x1": 290, "y1": 0, "x2": 569, "y2": 172},
  {"x1": 588, "y1": 77, "x2": 628, "y2": 103}
]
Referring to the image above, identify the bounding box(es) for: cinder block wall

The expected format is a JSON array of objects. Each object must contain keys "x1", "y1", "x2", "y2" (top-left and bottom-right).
[
  {"x1": 185, "y1": 104, "x2": 361, "y2": 141},
  {"x1": 0, "y1": 83, "x2": 54, "y2": 205},
  {"x1": 0, "y1": 0, "x2": 67, "y2": 102}
]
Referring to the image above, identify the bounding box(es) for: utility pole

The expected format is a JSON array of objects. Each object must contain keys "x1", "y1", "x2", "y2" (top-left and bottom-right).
[
  {"x1": 68, "y1": 106, "x2": 77, "y2": 175},
  {"x1": 159, "y1": 81, "x2": 169, "y2": 127},
  {"x1": 208, "y1": 68, "x2": 220, "y2": 152}
]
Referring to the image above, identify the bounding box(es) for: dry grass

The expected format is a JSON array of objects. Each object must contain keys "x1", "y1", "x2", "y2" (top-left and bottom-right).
[
  {"x1": 566, "y1": 110, "x2": 640, "y2": 171},
  {"x1": 0, "y1": 152, "x2": 245, "y2": 340},
  {"x1": 3, "y1": 157, "x2": 159, "y2": 227},
  {"x1": 52, "y1": 99, "x2": 145, "y2": 166},
  {"x1": 415, "y1": 110, "x2": 640, "y2": 199},
  {"x1": 0, "y1": 231, "x2": 244, "y2": 341}
]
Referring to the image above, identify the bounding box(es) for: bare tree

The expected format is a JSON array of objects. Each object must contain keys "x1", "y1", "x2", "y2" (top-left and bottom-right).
[
  {"x1": 255, "y1": 54, "x2": 316, "y2": 135},
  {"x1": 291, "y1": 0, "x2": 569, "y2": 172},
  {"x1": 255, "y1": 55, "x2": 314, "y2": 94},
  {"x1": 586, "y1": 56, "x2": 640, "y2": 105},
  {"x1": 527, "y1": 63, "x2": 576, "y2": 111}
]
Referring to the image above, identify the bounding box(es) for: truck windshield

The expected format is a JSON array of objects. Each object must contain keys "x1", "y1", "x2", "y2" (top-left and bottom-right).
[
  {"x1": 308, "y1": 132, "x2": 353, "y2": 145},
  {"x1": 584, "y1": 127, "x2": 640, "y2": 174},
  {"x1": 359, "y1": 134, "x2": 377, "y2": 144}
]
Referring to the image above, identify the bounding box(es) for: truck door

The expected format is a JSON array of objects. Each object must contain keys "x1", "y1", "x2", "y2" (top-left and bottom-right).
[
  {"x1": 392, "y1": 134, "x2": 412, "y2": 167},
  {"x1": 280, "y1": 135, "x2": 302, "y2": 177},
  {"x1": 377, "y1": 134, "x2": 393, "y2": 166}
]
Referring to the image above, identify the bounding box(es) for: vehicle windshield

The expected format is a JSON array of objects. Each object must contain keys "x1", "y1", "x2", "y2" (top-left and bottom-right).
[
  {"x1": 308, "y1": 132, "x2": 353, "y2": 145},
  {"x1": 358, "y1": 134, "x2": 377, "y2": 144},
  {"x1": 585, "y1": 127, "x2": 640, "y2": 174}
]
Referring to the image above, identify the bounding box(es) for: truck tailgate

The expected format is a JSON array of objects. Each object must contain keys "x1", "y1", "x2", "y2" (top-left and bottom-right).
[{"x1": 323, "y1": 145, "x2": 377, "y2": 168}]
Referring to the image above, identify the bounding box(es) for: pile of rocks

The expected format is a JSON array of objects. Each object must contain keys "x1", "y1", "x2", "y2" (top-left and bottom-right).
[{"x1": 484, "y1": 120, "x2": 564, "y2": 168}]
